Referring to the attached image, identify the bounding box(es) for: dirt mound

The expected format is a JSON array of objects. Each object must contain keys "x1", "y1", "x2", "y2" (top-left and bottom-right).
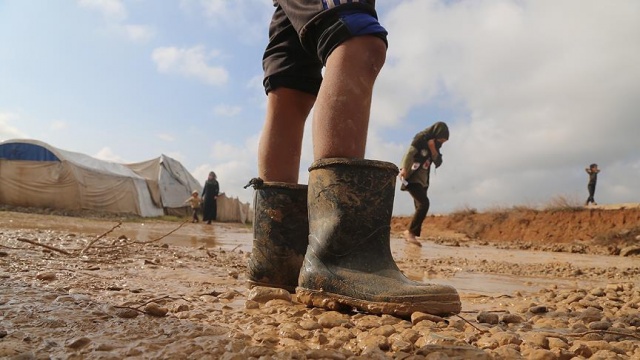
[{"x1": 392, "y1": 206, "x2": 640, "y2": 252}]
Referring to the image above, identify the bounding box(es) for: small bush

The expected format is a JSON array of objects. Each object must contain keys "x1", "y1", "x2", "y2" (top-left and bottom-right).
[
  {"x1": 449, "y1": 204, "x2": 477, "y2": 218},
  {"x1": 543, "y1": 195, "x2": 584, "y2": 212}
]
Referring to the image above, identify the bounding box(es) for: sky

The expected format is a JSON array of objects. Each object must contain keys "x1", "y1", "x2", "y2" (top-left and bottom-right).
[{"x1": 1, "y1": 0, "x2": 639, "y2": 216}]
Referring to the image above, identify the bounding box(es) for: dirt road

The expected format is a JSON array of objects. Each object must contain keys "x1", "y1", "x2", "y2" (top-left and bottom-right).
[{"x1": 1, "y1": 210, "x2": 639, "y2": 359}]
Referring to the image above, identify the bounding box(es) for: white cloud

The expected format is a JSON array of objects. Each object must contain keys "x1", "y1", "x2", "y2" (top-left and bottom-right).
[
  {"x1": 122, "y1": 24, "x2": 156, "y2": 42},
  {"x1": 213, "y1": 104, "x2": 242, "y2": 117},
  {"x1": 152, "y1": 46, "x2": 229, "y2": 86},
  {"x1": 94, "y1": 147, "x2": 127, "y2": 163},
  {"x1": 180, "y1": 0, "x2": 273, "y2": 43},
  {"x1": 77, "y1": 0, "x2": 155, "y2": 42},
  {"x1": 370, "y1": 0, "x2": 640, "y2": 213},
  {"x1": 77, "y1": 0, "x2": 127, "y2": 21},
  {"x1": 157, "y1": 133, "x2": 175, "y2": 142},
  {"x1": 0, "y1": 113, "x2": 28, "y2": 140},
  {"x1": 50, "y1": 121, "x2": 68, "y2": 131}
]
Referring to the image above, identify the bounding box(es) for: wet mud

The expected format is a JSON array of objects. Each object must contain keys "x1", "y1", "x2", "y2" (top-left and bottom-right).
[{"x1": 1, "y1": 210, "x2": 639, "y2": 359}]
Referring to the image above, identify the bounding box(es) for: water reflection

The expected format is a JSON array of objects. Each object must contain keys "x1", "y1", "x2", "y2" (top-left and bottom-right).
[
  {"x1": 393, "y1": 237, "x2": 639, "y2": 297},
  {"x1": 2, "y1": 212, "x2": 637, "y2": 298},
  {"x1": 116, "y1": 223, "x2": 223, "y2": 249}
]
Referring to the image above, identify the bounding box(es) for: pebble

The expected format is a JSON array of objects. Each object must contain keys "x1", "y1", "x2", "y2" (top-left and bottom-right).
[
  {"x1": 35, "y1": 272, "x2": 56, "y2": 281},
  {"x1": 246, "y1": 286, "x2": 291, "y2": 303},
  {"x1": 529, "y1": 305, "x2": 548, "y2": 314},
  {"x1": 588, "y1": 320, "x2": 612, "y2": 330},
  {"x1": 115, "y1": 307, "x2": 139, "y2": 318},
  {"x1": 244, "y1": 300, "x2": 259, "y2": 309},
  {"x1": 477, "y1": 311, "x2": 500, "y2": 324},
  {"x1": 144, "y1": 302, "x2": 168, "y2": 317},
  {"x1": 65, "y1": 336, "x2": 91, "y2": 349},
  {"x1": 501, "y1": 313, "x2": 524, "y2": 324},
  {"x1": 411, "y1": 311, "x2": 445, "y2": 325},
  {"x1": 318, "y1": 311, "x2": 351, "y2": 328}
]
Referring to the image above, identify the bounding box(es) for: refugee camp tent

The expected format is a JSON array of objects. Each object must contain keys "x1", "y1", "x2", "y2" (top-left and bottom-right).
[
  {"x1": 0, "y1": 139, "x2": 163, "y2": 217},
  {"x1": 125, "y1": 155, "x2": 252, "y2": 223},
  {"x1": 125, "y1": 155, "x2": 203, "y2": 216},
  {"x1": 216, "y1": 193, "x2": 252, "y2": 224},
  {"x1": 0, "y1": 139, "x2": 253, "y2": 222}
]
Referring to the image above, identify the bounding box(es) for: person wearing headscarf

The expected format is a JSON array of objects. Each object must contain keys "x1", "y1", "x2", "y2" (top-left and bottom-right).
[
  {"x1": 399, "y1": 121, "x2": 450, "y2": 246},
  {"x1": 202, "y1": 171, "x2": 219, "y2": 224}
]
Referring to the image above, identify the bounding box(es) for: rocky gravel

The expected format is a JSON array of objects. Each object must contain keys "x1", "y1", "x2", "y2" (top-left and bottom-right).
[{"x1": 1, "y1": 212, "x2": 639, "y2": 359}]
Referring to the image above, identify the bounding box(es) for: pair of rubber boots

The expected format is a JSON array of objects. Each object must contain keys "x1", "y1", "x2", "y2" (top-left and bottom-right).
[{"x1": 247, "y1": 158, "x2": 461, "y2": 317}]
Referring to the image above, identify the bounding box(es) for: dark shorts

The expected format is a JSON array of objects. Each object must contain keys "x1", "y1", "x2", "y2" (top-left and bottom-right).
[{"x1": 262, "y1": 0, "x2": 388, "y2": 95}]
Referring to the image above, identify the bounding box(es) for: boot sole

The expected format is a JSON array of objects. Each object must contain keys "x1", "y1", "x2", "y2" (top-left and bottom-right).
[{"x1": 296, "y1": 288, "x2": 461, "y2": 318}]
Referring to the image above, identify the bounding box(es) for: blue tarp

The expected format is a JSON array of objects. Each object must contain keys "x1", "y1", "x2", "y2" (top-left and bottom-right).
[{"x1": 0, "y1": 142, "x2": 60, "y2": 161}]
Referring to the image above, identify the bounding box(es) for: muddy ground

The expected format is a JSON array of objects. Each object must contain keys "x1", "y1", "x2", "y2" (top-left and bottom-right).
[{"x1": 1, "y1": 207, "x2": 639, "y2": 359}]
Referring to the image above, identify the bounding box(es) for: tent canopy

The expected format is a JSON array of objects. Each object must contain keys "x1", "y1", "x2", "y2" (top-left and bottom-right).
[
  {"x1": 0, "y1": 139, "x2": 251, "y2": 222},
  {"x1": 126, "y1": 154, "x2": 203, "y2": 212}
]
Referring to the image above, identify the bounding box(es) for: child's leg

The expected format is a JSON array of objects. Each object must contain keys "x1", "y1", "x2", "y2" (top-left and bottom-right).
[
  {"x1": 312, "y1": 35, "x2": 387, "y2": 160},
  {"x1": 407, "y1": 184, "x2": 430, "y2": 237},
  {"x1": 258, "y1": 88, "x2": 315, "y2": 183}
]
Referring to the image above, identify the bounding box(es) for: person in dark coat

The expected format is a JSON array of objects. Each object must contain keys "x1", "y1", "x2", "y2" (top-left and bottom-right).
[
  {"x1": 585, "y1": 163, "x2": 600, "y2": 206},
  {"x1": 399, "y1": 121, "x2": 450, "y2": 246},
  {"x1": 202, "y1": 171, "x2": 219, "y2": 224}
]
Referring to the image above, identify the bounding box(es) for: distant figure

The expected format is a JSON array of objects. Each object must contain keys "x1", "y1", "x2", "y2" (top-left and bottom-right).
[
  {"x1": 202, "y1": 171, "x2": 219, "y2": 224},
  {"x1": 184, "y1": 190, "x2": 202, "y2": 223},
  {"x1": 399, "y1": 121, "x2": 449, "y2": 247},
  {"x1": 585, "y1": 163, "x2": 600, "y2": 206}
]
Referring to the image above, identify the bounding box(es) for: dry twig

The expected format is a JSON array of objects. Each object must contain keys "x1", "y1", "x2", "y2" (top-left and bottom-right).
[
  {"x1": 453, "y1": 314, "x2": 489, "y2": 334},
  {"x1": 135, "y1": 220, "x2": 189, "y2": 245},
  {"x1": 13, "y1": 220, "x2": 189, "y2": 258},
  {"x1": 79, "y1": 222, "x2": 122, "y2": 255},
  {"x1": 15, "y1": 237, "x2": 72, "y2": 255},
  {"x1": 134, "y1": 295, "x2": 172, "y2": 309}
]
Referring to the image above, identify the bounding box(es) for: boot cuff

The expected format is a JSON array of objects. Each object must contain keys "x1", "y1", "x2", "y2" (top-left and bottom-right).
[
  {"x1": 261, "y1": 182, "x2": 308, "y2": 190},
  {"x1": 309, "y1": 158, "x2": 398, "y2": 174}
]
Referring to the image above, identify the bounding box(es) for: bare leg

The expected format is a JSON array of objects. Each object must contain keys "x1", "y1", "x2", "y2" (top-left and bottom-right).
[
  {"x1": 312, "y1": 35, "x2": 387, "y2": 160},
  {"x1": 258, "y1": 87, "x2": 316, "y2": 183}
]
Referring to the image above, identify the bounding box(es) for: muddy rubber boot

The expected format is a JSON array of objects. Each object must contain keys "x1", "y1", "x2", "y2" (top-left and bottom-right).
[
  {"x1": 296, "y1": 158, "x2": 461, "y2": 318},
  {"x1": 246, "y1": 178, "x2": 308, "y2": 293}
]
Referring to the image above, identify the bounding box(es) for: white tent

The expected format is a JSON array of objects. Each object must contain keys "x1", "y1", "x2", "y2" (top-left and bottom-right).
[
  {"x1": 0, "y1": 139, "x2": 163, "y2": 217},
  {"x1": 0, "y1": 139, "x2": 252, "y2": 222},
  {"x1": 125, "y1": 155, "x2": 252, "y2": 222},
  {"x1": 125, "y1": 154, "x2": 203, "y2": 216}
]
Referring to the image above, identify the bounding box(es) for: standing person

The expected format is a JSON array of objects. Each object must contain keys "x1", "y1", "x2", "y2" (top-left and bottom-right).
[
  {"x1": 585, "y1": 163, "x2": 600, "y2": 206},
  {"x1": 399, "y1": 122, "x2": 449, "y2": 247},
  {"x1": 201, "y1": 171, "x2": 219, "y2": 224},
  {"x1": 246, "y1": 1, "x2": 460, "y2": 317},
  {"x1": 184, "y1": 190, "x2": 202, "y2": 223}
]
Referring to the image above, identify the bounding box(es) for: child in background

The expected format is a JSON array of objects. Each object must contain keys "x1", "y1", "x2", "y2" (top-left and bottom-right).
[
  {"x1": 585, "y1": 163, "x2": 600, "y2": 206},
  {"x1": 399, "y1": 121, "x2": 449, "y2": 246},
  {"x1": 184, "y1": 190, "x2": 202, "y2": 223}
]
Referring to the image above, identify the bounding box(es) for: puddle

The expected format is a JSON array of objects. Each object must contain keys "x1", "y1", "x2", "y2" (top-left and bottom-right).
[
  {"x1": 2, "y1": 214, "x2": 637, "y2": 298},
  {"x1": 1, "y1": 216, "x2": 253, "y2": 251},
  {"x1": 393, "y1": 239, "x2": 640, "y2": 297}
]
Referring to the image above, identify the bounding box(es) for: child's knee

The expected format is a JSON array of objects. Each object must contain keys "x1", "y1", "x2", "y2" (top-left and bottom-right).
[
  {"x1": 314, "y1": 10, "x2": 388, "y2": 65},
  {"x1": 353, "y1": 36, "x2": 387, "y2": 72}
]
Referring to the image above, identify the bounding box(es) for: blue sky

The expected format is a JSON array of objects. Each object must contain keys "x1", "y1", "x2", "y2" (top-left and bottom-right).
[{"x1": 1, "y1": 0, "x2": 639, "y2": 215}]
